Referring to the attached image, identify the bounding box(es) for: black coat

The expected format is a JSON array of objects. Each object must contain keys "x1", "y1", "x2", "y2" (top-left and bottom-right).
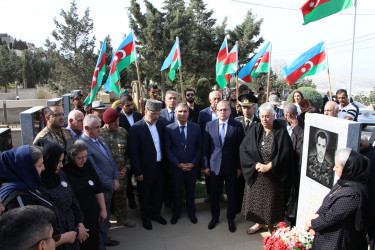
[
  {"x1": 119, "y1": 111, "x2": 143, "y2": 132},
  {"x1": 239, "y1": 119, "x2": 295, "y2": 187},
  {"x1": 311, "y1": 183, "x2": 368, "y2": 250}
]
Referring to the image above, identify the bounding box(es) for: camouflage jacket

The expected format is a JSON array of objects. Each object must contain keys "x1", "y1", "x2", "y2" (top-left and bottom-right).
[
  {"x1": 101, "y1": 126, "x2": 131, "y2": 170},
  {"x1": 33, "y1": 127, "x2": 72, "y2": 148}
]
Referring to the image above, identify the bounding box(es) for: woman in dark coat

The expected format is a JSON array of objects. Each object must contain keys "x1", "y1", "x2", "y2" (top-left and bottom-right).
[
  {"x1": 305, "y1": 148, "x2": 370, "y2": 250},
  {"x1": 63, "y1": 138, "x2": 107, "y2": 250},
  {"x1": 36, "y1": 139, "x2": 89, "y2": 250},
  {"x1": 240, "y1": 103, "x2": 295, "y2": 234}
]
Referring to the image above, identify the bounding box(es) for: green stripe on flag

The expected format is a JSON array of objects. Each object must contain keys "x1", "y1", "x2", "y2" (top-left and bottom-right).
[
  {"x1": 303, "y1": 0, "x2": 353, "y2": 25},
  {"x1": 296, "y1": 61, "x2": 327, "y2": 83}
]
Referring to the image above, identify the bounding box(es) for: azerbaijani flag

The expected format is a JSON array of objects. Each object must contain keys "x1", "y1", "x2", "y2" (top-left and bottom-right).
[
  {"x1": 280, "y1": 41, "x2": 327, "y2": 86},
  {"x1": 301, "y1": 0, "x2": 353, "y2": 25},
  {"x1": 84, "y1": 39, "x2": 106, "y2": 106},
  {"x1": 161, "y1": 37, "x2": 181, "y2": 81},
  {"x1": 216, "y1": 38, "x2": 232, "y2": 84},
  {"x1": 108, "y1": 30, "x2": 137, "y2": 94},
  {"x1": 238, "y1": 42, "x2": 270, "y2": 83},
  {"x1": 216, "y1": 42, "x2": 237, "y2": 89}
]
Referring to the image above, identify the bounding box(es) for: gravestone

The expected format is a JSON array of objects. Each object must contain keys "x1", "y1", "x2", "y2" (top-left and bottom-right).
[
  {"x1": 20, "y1": 106, "x2": 45, "y2": 145},
  {"x1": 296, "y1": 113, "x2": 361, "y2": 228},
  {"x1": 62, "y1": 94, "x2": 72, "y2": 127}
]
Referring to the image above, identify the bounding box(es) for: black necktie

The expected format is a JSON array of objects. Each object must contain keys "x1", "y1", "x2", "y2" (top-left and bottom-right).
[
  {"x1": 180, "y1": 126, "x2": 186, "y2": 145},
  {"x1": 171, "y1": 111, "x2": 175, "y2": 122},
  {"x1": 245, "y1": 120, "x2": 250, "y2": 132}
]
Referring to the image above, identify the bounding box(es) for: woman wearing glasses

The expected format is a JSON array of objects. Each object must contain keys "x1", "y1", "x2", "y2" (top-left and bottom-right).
[
  {"x1": 64, "y1": 138, "x2": 107, "y2": 250},
  {"x1": 240, "y1": 103, "x2": 295, "y2": 234},
  {"x1": 0, "y1": 145, "x2": 76, "y2": 248}
]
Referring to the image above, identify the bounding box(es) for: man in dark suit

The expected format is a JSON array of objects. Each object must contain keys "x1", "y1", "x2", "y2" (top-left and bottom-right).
[
  {"x1": 119, "y1": 94, "x2": 143, "y2": 132},
  {"x1": 234, "y1": 93, "x2": 260, "y2": 213},
  {"x1": 185, "y1": 88, "x2": 202, "y2": 124},
  {"x1": 160, "y1": 90, "x2": 178, "y2": 125},
  {"x1": 81, "y1": 114, "x2": 120, "y2": 248},
  {"x1": 118, "y1": 94, "x2": 143, "y2": 209},
  {"x1": 128, "y1": 100, "x2": 167, "y2": 230},
  {"x1": 198, "y1": 90, "x2": 222, "y2": 202},
  {"x1": 203, "y1": 101, "x2": 245, "y2": 233},
  {"x1": 165, "y1": 103, "x2": 202, "y2": 225}
]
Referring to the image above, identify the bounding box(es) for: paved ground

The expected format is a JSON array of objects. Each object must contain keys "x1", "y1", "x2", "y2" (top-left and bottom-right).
[{"x1": 107, "y1": 198, "x2": 268, "y2": 250}]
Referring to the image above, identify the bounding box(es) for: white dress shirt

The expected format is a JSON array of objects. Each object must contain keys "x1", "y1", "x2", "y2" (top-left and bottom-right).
[{"x1": 147, "y1": 122, "x2": 162, "y2": 162}]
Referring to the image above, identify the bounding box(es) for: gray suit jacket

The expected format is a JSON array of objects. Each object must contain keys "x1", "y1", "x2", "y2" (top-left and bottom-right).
[{"x1": 81, "y1": 133, "x2": 119, "y2": 192}]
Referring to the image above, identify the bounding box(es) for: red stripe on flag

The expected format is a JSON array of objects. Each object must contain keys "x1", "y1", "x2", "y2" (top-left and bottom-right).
[
  {"x1": 223, "y1": 52, "x2": 236, "y2": 65},
  {"x1": 301, "y1": 0, "x2": 330, "y2": 16},
  {"x1": 172, "y1": 49, "x2": 179, "y2": 62},
  {"x1": 260, "y1": 51, "x2": 269, "y2": 63},
  {"x1": 242, "y1": 75, "x2": 251, "y2": 83},
  {"x1": 217, "y1": 48, "x2": 227, "y2": 63},
  {"x1": 285, "y1": 51, "x2": 326, "y2": 85},
  {"x1": 90, "y1": 53, "x2": 106, "y2": 89},
  {"x1": 224, "y1": 74, "x2": 232, "y2": 83}
]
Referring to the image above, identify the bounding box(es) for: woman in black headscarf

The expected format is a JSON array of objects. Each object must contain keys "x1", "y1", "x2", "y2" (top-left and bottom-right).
[
  {"x1": 35, "y1": 139, "x2": 89, "y2": 250},
  {"x1": 63, "y1": 138, "x2": 107, "y2": 250},
  {"x1": 305, "y1": 148, "x2": 370, "y2": 250}
]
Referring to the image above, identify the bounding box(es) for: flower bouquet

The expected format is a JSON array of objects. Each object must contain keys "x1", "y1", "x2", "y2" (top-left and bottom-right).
[{"x1": 263, "y1": 222, "x2": 314, "y2": 250}]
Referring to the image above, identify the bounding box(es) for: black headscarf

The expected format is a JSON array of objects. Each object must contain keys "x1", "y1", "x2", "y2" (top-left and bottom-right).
[
  {"x1": 35, "y1": 139, "x2": 65, "y2": 189},
  {"x1": 63, "y1": 138, "x2": 87, "y2": 178},
  {"x1": 337, "y1": 149, "x2": 370, "y2": 231}
]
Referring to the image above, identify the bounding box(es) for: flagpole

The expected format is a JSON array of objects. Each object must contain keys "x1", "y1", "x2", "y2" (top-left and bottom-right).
[
  {"x1": 235, "y1": 41, "x2": 239, "y2": 109},
  {"x1": 348, "y1": 0, "x2": 357, "y2": 102},
  {"x1": 324, "y1": 41, "x2": 333, "y2": 100},
  {"x1": 177, "y1": 37, "x2": 184, "y2": 101},
  {"x1": 132, "y1": 30, "x2": 144, "y2": 114},
  {"x1": 266, "y1": 43, "x2": 272, "y2": 102}
]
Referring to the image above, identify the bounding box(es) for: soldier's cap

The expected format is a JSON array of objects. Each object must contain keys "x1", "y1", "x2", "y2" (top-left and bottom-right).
[
  {"x1": 91, "y1": 100, "x2": 108, "y2": 110},
  {"x1": 103, "y1": 108, "x2": 119, "y2": 123},
  {"x1": 238, "y1": 93, "x2": 258, "y2": 106},
  {"x1": 70, "y1": 90, "x2": 83, "y2": 100},
  {"x1": 145, "y1": 99, "x2": 163, "y2": 111}
]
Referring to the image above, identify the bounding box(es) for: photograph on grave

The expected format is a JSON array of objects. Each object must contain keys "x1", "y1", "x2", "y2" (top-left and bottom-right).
[{"x1": 306, "y1": 126, "x2": 338, "y2": 189}]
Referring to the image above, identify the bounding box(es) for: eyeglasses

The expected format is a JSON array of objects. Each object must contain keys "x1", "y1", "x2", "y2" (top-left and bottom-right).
[
  {"x1": 186, "y1": 93, "x2": 195, "y2": 97},
  {"x1": 52, "y1": 112, "x2": 64, "y2": 117},
  {"x1": 217, "y1": 108, "x2": 230, "y2": 112},
  {"x1": 29, "y1": 229, "x2": 61, "y2": 248}
]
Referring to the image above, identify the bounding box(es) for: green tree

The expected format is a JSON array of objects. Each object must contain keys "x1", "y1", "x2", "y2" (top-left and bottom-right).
[
  {"x1": 22, "y1": 50, "x2": 36, "y2": 88},
  {"x1": 0, "y1": 46, "x2": 22, "y2": 92},
  {"x1": 45, "y1": 0, "x2": 96, "y2": 94}
]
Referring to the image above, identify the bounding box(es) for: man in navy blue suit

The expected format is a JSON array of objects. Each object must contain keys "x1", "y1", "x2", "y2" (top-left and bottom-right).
[
  {"x1": 165, "y1": 103, "x2": 202, "y2": 225},
  {"x1": 197, "y1": 90, "x2": 222, "y2": 202},
  {"x1": 160, "y1": 90, "x2": 178, "y2": 125},
  {"x1": 203, "y1": 101, "x2": 245, "y2": 233},
  {"x1": 81, "y1": 114, "x2": 120, "y2": 248},
  {"x1": 128, "y1": 99, "x2": 167, "y2": 230}
]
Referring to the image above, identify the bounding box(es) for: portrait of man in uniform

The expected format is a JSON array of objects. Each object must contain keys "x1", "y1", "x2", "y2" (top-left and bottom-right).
[{"x1": 306, "y1": 127, "x2": 338, "y2": 189}]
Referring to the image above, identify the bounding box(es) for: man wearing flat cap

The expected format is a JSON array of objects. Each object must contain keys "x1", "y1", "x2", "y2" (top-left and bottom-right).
[
  {"x1": 128, "y1": 99, "x2": 167, "y2": 230},
  {"x1": 101, "y1": 108, "x2": 136, "y2": 228},
  {"x1": 71, "y1": 89, "x2": 85, "y2": 115}
]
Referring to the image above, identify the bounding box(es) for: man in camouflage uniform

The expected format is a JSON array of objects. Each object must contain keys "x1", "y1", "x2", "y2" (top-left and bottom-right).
[
  {"x1": 33, "y1": 105, "x2": 71, "y2": 148},
  {"x1": 101, "y1": 108, "x2": 136, "y2": 228}
]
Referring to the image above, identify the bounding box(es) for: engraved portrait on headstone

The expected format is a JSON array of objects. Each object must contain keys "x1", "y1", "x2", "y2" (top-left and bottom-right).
[{"x1": 306, "y1": 126, "x2": 338, "y2": 189}]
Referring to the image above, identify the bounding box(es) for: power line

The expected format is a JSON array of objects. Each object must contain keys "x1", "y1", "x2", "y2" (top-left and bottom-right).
[
  {"x1": 273, "y1": 36, "x2": 375, "y2": 56},
  {"x1": 231, "y1": 0, "x2": 375, "y2": 16}
]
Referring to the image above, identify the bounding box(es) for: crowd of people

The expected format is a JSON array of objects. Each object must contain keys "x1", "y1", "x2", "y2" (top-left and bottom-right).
[{"x1": 0, "y1": 83, "x2": 374, "y2": 250}]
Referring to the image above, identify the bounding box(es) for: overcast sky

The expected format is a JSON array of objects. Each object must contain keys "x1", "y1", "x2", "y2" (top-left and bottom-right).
[{"x1": 1, "y1": 0, "x2": 374, "y2": 93}]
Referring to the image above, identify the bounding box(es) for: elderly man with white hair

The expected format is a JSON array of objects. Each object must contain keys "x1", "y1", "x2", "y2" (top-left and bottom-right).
[
  {"x1": 67, "y1": 110, "x2": 84, "y2": 138},
  {"x1": 323, "y1": 101, "x2": 339, "y2": 117}
]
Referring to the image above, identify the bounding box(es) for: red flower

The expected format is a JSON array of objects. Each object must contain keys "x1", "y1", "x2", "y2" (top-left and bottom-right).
[
  {"x1": 263, "y1": 236, "x2": 270, "y2": 245},
  {"x1": 277, "y1": 222, "x2": 287, "y2": 228}
]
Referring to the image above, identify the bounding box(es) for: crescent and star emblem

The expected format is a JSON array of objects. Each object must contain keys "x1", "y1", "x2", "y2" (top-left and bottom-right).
[{"x1": 301, "y1": 61, "x2": 314, "y2": 73}]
